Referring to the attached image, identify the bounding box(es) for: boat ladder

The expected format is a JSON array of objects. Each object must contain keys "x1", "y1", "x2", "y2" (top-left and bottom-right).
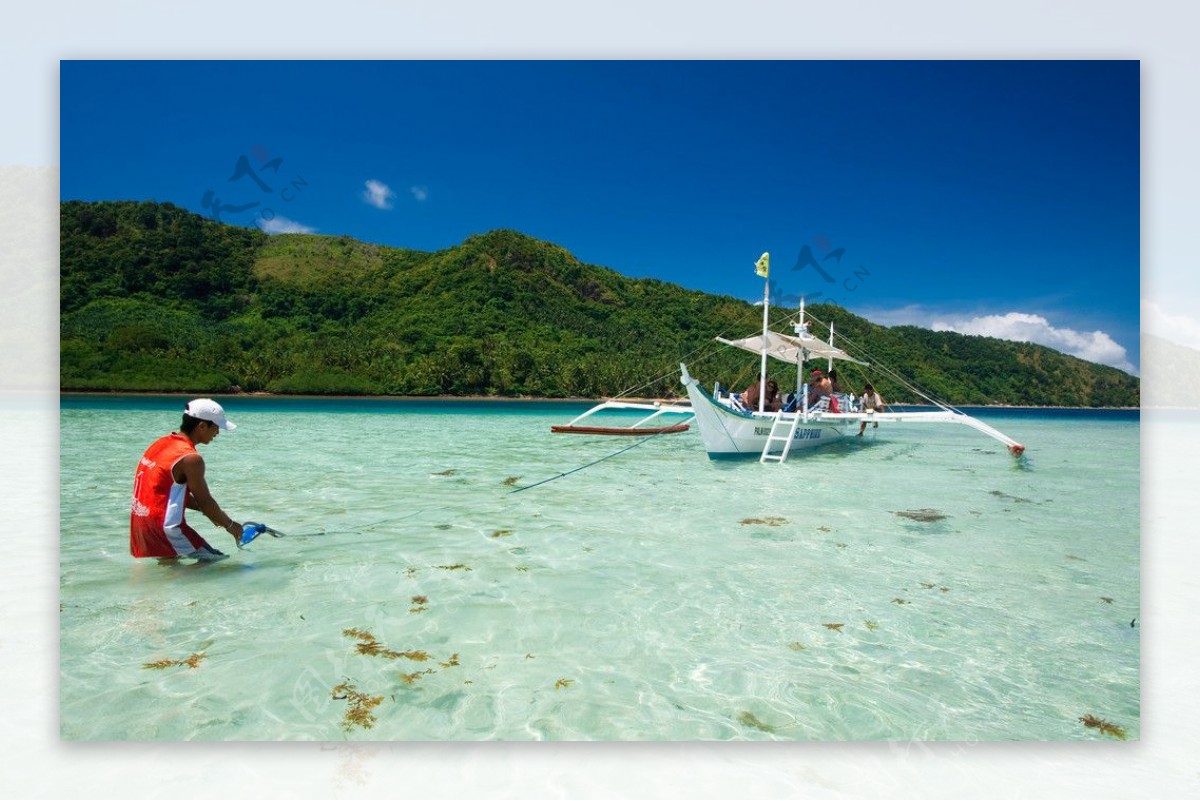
[{"x1": 760, "y1": 411, "x2": 802, "y2": 463}]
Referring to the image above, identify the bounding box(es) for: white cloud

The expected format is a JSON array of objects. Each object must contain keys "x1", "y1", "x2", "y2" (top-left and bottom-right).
[
  {"x1": 362, "y1": 179, "x2": 395, "y2": 209},
  {"x1": 930, "y1": 311, "x2": 1137, "y2": 375},
  {"x1": 1142, "y1": 298, "x2": 1200, "y2": 351},
  {"x1": 257, "y1": 215, "x2": 316, "y2": 234},
  {"x1": 853, "y1": 304, "x2": 1137, "y2": 374},
  {"x1": 410, "y1": 185, "x2": 429, "y2": 202}
]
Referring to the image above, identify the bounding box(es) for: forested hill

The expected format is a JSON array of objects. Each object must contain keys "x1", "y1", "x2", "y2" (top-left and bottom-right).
[{"x1": 60, "y1": 200, "x2": 1139, "y2": 406}]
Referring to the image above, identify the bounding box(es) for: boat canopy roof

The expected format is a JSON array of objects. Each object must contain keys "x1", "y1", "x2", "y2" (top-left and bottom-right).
[{"x1": 716, "y1": 330, "x2": 870, "y2": 366}]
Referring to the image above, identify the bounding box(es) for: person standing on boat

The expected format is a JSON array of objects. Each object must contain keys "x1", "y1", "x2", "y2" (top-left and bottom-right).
[
  {"x1": 858, "y1": 383, "x2": 884, "y2": 436},
  {"x1": 129, "y1": 399, "x2": 243, "y2": 561},
  {"x1": 807, "y1": 369, "x2": 838, "y2": 411}
]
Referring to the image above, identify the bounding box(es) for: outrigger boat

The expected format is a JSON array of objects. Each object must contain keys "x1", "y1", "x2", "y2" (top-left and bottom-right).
[
  {"x1": 681, "y1": 253, "x2": 1025, "y2": 462},
  {"x1": 554, "y1": 252, "x2": 1025, "y2": 463}
]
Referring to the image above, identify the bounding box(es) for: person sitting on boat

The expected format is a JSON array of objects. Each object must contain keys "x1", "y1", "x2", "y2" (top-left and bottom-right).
[
  {"x1": 858, "y1": 382, "x2": 883, "y2": 435},
  {"x1": 829, "y1": 368, "x2": 851, "y2": 411},
  {"x1": 806, "y1": 369, "x2": 839, "y2": 412},
  {"x1": 743, "y1": 377, "x2": 782, "y2": 413}
]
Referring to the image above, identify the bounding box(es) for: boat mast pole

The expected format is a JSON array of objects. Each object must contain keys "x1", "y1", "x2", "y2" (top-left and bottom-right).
[
  {"x1": 758, "y1": 259, "x2": 770, "y2": 414},
  {"x1": 796, "y1": 297, "x2": 806, "y2": 400},
  {"x1": 828, "y1": 321, "x2": 835, "y2": 373}
]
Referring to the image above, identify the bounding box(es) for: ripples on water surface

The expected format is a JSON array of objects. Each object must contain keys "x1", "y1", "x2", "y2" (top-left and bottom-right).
[{"x1": 59, "y1": 396, "x2": 1139, "y2": 741}]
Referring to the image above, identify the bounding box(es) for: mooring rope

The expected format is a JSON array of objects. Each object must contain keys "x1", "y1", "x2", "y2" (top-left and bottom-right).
[{"x1": 510, "y1": 428, "x2": 679, "y2": 494}]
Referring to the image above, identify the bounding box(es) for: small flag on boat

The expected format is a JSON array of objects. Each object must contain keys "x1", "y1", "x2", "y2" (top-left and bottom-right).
[{"x1": 755, "y1": 252, "x2": 770, "y2": 278}]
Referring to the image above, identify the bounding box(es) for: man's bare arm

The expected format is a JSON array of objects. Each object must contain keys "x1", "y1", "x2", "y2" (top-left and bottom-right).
[{"x1": 175, "y1": 454, "x2": 240, "y2": 540}]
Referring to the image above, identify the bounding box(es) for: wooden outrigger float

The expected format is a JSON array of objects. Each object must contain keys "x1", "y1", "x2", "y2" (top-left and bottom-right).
[{"x1": 550, "y1": 400, "x2": 693, "y2": 436}]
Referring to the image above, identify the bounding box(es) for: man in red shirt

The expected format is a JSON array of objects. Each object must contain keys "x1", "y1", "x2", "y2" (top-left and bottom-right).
[{"x1": 130, "y1": 398, "x2": 243, "y2": 561}]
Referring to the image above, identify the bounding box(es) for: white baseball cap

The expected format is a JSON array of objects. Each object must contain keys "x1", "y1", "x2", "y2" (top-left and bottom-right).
[{"x1": 185, "y1": 398, "x2": 237, "y2": 430}]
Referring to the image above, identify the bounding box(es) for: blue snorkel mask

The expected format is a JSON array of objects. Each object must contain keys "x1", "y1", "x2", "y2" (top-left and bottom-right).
[{"x1": 237, "y1": 521, "x2": 286, "y2": 548}]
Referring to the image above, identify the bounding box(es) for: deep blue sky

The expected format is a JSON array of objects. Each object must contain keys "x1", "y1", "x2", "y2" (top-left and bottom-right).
[{"x1": 60, "y1": 60, "x2": 1140, "y2": 371}]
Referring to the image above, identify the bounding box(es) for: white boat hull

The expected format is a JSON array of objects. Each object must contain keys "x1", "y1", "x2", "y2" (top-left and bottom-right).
[
  {"x1": 681, "y1": 369, "x2": 854, "y2": 458},
  {"x1": 679, "y1": 364, "x2": 1026, "y2": 459}
]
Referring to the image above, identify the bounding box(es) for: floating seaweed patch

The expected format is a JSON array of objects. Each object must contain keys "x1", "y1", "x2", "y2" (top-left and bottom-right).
[
  {"x1": 1079, "y1": 713, "x2": 1128, "y2": 740},
  {"x1": 412, "y1": 595, "x2": 428, "y2": 605},
  {"x1": 404, "y1": 567, "x2": 418, "y2": 577},
  {"x1": 787, "y1": 641, "x2": 807, "y2": 651},
  {"x1": 399, "y1": 669, "x2": 435, "y2": 686},
  {"x1": 1100, "y1": 597, "x2": 1114, "y2": 604},
  {"x1": 555, "y1": 678, "x2": 574, "y2": 690},
  {"x1": 344, "y1": 628, "x2": 430, "y2": 661},
  {"x1": 892, "y1": 598, "x2": 910, "y2": 605},
  {"x1": 142, "y1": 652, "x2": 207, "y2": 670},
  {"x1": 817, "y1": 526, "x2": 831, "y2": 533},
  {"x1": 894, "y1": 509, "x2": 947, "y2": 522},
  {"x1": 490, "y1": 529, "x2": 513, "y2": 538},
  {"x1": 515, "y1": 565, "x2": 530, "y2": 573},
  {"x1": 331, "y1": 681, "x2": 384, "y2": 732},
  {"x1": 822, "y1": 623, "x2": 844, "y2": 633},
  {"x1": 864, "y1": 621, "x2": 880, "y2": 631},
  {"x1": 1065, "y1": 554, "x2": 1086, "y2": 562},
  {"x1": 919, "y1": 582, "x2": 937, "y2": 590},
  {"x1": 382, "y1": 647, "x2": 423, "y2": 661},
  {"x1": 440, "y1": 653, "x2": 460, "y2": 669},
  {"x1": 502, "y1": 476, "x2": 520, "y2": 486},
  {"x1": 737, "y1": 711, "x2": 777, "y2": 733},
  {"x1": 410, "y1": 595, "x2": 429, "y2": 613},
  {"x1": 435, "y1": 564, "x2": 472, "y2": 571},
  {"x1": 939, "y1": 586, "x2": 950, "y2": 592},
  {"x1": 432, "y1": 469, "x2": 458, "y2": 477},
  {"x1": 354, "y1": 639, "x2": 388, "y2": 657},
  {"x1": 740, "y1": 516, "x2": 789, "y2": 527}
]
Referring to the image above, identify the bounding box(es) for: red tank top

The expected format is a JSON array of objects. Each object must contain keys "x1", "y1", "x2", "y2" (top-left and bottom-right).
[{"x1": 129, "y1": 433, "x2": 204, "y2": 557}]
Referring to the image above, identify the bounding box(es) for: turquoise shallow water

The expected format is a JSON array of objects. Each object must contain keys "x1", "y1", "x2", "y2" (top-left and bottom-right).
[{"x1": 59, "y1": 396, "x2": 1139, "y2": 741}]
